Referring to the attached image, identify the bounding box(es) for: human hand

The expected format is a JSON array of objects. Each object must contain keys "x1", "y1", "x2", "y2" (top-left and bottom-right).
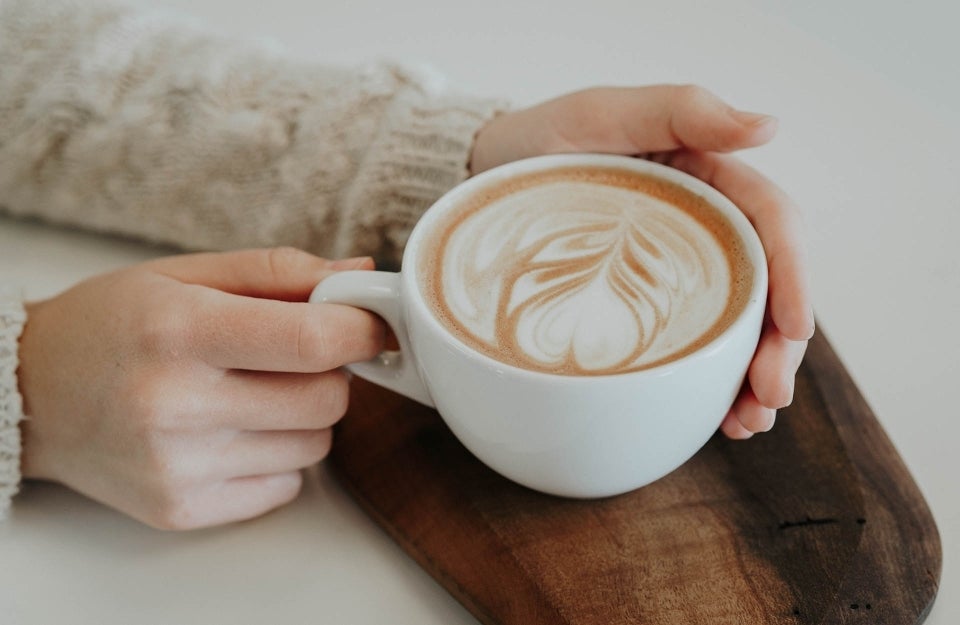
[
  {"x1": 470, "y1": 85, "x2": 814, "y2": 438},
  {"x1": 17, "y1": 248, "x2": 384, "y2": 529}
]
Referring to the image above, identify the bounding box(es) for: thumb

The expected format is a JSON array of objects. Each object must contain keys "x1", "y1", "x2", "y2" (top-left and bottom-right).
[
  {"x1": 630, "y1": 84, "x2": 779, "y2": 153},
  {"x1": 536, "y1": 85, "x2": 778, "y2": 157},
  {"x1": 147, "y1": 247, "x2": 375, "y2": 301}
]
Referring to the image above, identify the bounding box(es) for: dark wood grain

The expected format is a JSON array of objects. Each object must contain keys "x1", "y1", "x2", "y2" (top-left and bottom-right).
[{"x1": 329, "y1": 330, "x2": 941, "y2": 625}]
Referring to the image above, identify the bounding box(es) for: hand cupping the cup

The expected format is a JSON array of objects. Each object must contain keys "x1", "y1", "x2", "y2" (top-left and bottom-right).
[
  {"x1": 316, "y1": 153, "x2": 770, "y2": 497},
  {"x1": 470, "y1": 84, "x2": 815, "y2": 439}
]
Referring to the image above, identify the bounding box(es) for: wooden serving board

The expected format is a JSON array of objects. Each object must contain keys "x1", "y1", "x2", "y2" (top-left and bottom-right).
[{"x1": 329, "y1": 330, "x2": 942, "y2": 625}]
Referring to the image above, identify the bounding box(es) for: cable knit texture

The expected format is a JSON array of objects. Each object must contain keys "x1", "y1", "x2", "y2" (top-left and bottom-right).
[
  {"x1": 0, "y1": 289, "x2": 26, "y2": 518},
  {"x1": 0, "y1": 0, "x2": 503, "y2": 264},
  {"x1": 0, "y1": 0, "x2": 505, "y2": 515}
]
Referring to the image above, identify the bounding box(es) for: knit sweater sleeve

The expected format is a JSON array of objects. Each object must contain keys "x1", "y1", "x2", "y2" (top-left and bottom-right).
[
  {"x1": 0, "y1": 0, "x2": 505, "y2": 515},
  {"x1": 0, "y1": 289, "x2": 26, "y2": 518},
  {"x1": 0, "y1": 0, "x2": 504, "y2": 266}
]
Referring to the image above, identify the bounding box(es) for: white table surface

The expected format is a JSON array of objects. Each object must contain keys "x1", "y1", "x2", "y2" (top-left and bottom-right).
[{"x1": 1, "y1": 0, "x2": 956, "y2": 623}]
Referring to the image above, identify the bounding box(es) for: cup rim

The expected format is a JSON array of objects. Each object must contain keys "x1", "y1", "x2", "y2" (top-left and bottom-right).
[{"x1": 401, "y1": 153, "x2": 768, "y2": 382}]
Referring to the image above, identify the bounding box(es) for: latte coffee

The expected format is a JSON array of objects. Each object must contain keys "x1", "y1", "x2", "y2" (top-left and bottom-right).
[
  {"x1": 417, "y1": 166, "x2": 754, "y2": 375},
  {"x1": 312, "y1": 154, "x2": 766, "y2": 496}
]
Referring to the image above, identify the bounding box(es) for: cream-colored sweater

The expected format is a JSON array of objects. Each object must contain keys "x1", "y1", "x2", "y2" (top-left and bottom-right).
[{"x1": 0, "y1": 0, "x2": 503, "y2": 516}]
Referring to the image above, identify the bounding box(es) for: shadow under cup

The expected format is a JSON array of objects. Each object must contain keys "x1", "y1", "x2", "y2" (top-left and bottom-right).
[{"x1": 311, "y1": 154, "x2": 768, "y2": 498}]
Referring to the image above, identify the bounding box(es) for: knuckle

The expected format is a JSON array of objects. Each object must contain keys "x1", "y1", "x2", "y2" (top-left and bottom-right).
[
  {"x1": 355, "y1": 316, "x2": 387, "y2": 361},
  {"x1": 148, "y1": 492, "x2": 201, "y2": 531},
  {"x1": 756, "y1": 178, "x2": 798, "y2": 222},
  {"x1": 296, "y1": 312, "x2": 329, "y2": 368},
  {"x1": 672, "y1": 83, "x2": 704, "y2": 105},
  {"x1": 568, "y1": 87, "x2": 605, "y2": 109},
  {"x1": 122, "y1": 382, "x2": 198, "y2": 504},
  {"x1": 544, "y1": 88, "x2": 604, "y2": 151},
  {"x1": 789, "y1": 338, "x2": 810, "y2": 368},
  {"x1": 123, "y1": 373, "x2": 181, "y2": 430},
  {"x1": 317, "y1": 429, "x2": 333, "y2": 460},
  {"x1": 270, "y1": 471, "x2": 305, "y2": 504},
  {"x1": 308, "y1": 429, "x2": 334, "y2": 462},
  {"x1": 298, "y1": 308, "x2": 386, "y2": 371},
  {"x1": 142, "y1": 440, "x2": 190, "y2": 493},
  {"x1": 766, "y1": 378, "x2": 794, "y2": 409},
  {"x1": 135, "y1": 299, "x2": 190, "y2": 358},
  {"x1": 266, "y1": 246, "x2": 314, "y2": 281},
  {"x1": 319, "y1": 371, "x2": 351, "y2": 424},
  {"x1": 139, "y1": 454, "x2": 199, "y2": 530}
]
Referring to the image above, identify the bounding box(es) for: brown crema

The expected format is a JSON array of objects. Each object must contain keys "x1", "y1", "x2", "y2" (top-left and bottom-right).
[{"x1": 417, "y1": 166, "x2": 754, "y2": 375}]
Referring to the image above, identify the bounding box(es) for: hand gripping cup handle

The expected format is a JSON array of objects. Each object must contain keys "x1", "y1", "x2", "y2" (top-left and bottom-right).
[{"x1": 309, "y1": 271, "x2": 435, "y2": 407}]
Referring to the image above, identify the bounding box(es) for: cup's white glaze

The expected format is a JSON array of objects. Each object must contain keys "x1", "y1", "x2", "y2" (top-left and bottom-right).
[{"x1": 311, "y1": 154, "x2": 767, "y2": 498}]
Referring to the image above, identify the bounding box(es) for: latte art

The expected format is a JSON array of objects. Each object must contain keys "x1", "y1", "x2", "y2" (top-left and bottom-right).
[{"x1": 419, "y1": 167, "x2": 752, "y2": 375}]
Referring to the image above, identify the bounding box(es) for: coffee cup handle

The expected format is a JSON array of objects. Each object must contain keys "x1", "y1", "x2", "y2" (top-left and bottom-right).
[{"x1": 309, "y1": 271, "x2": 435, "y2": 408}]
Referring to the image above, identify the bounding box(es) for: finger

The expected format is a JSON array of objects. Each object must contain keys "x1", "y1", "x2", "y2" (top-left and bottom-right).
[
  {"x1": 748, "y1": 324, "x2": 809, "y2": 409},
  {"x1": 719, "y1": 411, "x2": 755, "y2": 440},
  {"x1": 544, "y1": 85, "x2": 777, "y2": 156},
  {"x1": 163, "y1": 472, "x2": 305, "y2": 530},
  {"x1": 207, "y1": 369, "x2": 351, "y2": 430},
  {"x1": 663, "y1": 150, "x2": 815, "y2": 340},
  {"x1": 214, "y1": 429, "x2": 333, "y2": 480},
  {"x1": 148, "y1": 248, "x2": 374, "y2": 301},
  {"x1": 731, "y1": 387, "x2": 777, "y2": 433},
  {"x1": 190, "y1": 290, "x2": 386, "y2": 372}
]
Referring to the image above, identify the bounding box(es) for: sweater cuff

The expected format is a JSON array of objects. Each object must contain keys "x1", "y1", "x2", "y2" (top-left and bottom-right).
[
  {"x1": 335, "y1": 82, "x2": 507, "y2": 269},
  {"x1": 0, "y1": 287, "x2": 27, "y2": 519}
]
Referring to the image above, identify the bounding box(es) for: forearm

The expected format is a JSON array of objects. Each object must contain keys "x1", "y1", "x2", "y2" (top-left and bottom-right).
[{"x1": 0, "y1": 0, "x2": 503, "y2": 265}]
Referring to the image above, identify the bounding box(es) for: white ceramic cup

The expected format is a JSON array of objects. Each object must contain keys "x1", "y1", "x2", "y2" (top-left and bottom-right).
[{"x1": 310, "y1": 154, "x2": 767, "y2": 498}]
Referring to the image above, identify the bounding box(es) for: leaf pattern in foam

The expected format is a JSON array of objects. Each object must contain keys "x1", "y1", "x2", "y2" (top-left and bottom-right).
[{"x1": 443, "y1": 182, "x2": 730, "y2": 374}]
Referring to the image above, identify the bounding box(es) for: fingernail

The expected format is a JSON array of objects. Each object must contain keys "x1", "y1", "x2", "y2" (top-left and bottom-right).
[
  {"x1": 731, "y1": 109, "x2": 776, "y2": 127},
  {"x1": 781, "y1": 380, "x2": 795, "y2": 408},
  {"x1": 330, "y1": 256, "x2": 373, "y2": 270},
  {"x1": 761, "y1": 409, "x2": 778, "y2": 432}
]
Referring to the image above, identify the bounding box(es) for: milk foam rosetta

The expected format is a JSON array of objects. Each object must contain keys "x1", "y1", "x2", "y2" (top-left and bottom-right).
[{"x1": 419, "y1": 168, "x2": 752, "y2": 375}]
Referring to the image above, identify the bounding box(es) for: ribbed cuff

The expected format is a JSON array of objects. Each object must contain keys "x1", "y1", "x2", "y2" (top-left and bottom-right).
[
  {"x1": 0, "y1": 287, "x2": 27, "y2": 519},
  {"x1": 334, "y1": 79, "x2": 507, "y2": 269}
]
